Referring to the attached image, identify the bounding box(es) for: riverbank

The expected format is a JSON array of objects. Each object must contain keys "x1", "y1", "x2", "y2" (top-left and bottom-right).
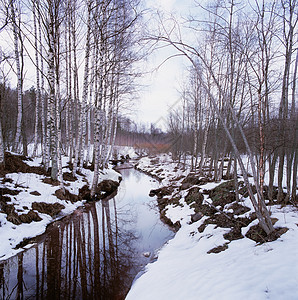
[
  {"x1": 127, "y1": 154, "x2": 298, "y2": 299},
  {"x1": 0, "y1": 165, "x2": 174, "y2": 299},
  {"x1": 0, "y1": 152, "x2": 121, "y2": 261}
]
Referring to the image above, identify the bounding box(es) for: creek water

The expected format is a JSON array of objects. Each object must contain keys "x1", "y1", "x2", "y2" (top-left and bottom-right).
[{"x1": 0, "y1": 168, "x2": 174, "y2": 300}]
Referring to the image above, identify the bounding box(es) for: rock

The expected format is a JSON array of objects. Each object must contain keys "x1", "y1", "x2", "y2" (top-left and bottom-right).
[
  {"x1": 149, "y1": 188, "x2": 161, "y2": 197},
  {"x1": 143, "y1": 252, "x2": 151, "y2": 258}
]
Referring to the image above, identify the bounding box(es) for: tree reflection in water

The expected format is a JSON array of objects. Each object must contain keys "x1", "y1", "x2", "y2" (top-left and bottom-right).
[
  {"x1": 0, "y1": 199, "x2": 139, "y2": 300},
  {"x1": 0, "y1": 169, "x2": 174, "y2": 299}
]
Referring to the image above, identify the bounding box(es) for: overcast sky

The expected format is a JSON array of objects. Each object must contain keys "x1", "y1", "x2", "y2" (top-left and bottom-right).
[{"x1": 133, "y1": 0, "x2": 194, "y2": 131}]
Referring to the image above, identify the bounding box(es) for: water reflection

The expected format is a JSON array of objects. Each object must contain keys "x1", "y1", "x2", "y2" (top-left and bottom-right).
[{"x1": 0, "y1": 168, "x2": 174, "y2": 300}]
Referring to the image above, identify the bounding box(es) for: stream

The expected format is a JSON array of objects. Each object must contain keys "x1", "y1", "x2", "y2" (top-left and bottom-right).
[{"x1": 0, "y1": 168, "x2": 174, "y2": 299}]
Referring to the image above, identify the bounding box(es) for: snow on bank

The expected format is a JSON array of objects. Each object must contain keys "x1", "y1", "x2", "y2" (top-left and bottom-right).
[
  {"x1": 0, "y1": 155, "x2": 120, "y2": 261},
  {"x1": 126, "y1": 155, "x2": 298, "y2": 300},
  {"x1": 136, "y1": 153, "x2": 188, "y2": 185}
]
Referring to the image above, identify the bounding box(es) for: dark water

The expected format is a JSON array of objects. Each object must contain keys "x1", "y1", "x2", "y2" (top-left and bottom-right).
[{"x1": 0, "y1": 168, "x2": 174, "y2": 300}]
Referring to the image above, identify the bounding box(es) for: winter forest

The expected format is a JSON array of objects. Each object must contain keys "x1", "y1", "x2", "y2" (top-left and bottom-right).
[
  {"x1": 0, "y1": 0, "x2": 147, "y2": 194},
  {"x1": 0, "y1": 0, "x2": 297, "y2": 298}
]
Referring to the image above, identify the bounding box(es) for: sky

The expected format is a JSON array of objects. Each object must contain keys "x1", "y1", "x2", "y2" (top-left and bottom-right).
[{"x1": 133, "y1": 0, "x2": 195, "y2": 131}]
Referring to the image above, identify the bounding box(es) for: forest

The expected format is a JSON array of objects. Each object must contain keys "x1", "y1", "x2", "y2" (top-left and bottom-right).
[{"x1": 0, "y1": 0, "x2": 297, "y2": 239}]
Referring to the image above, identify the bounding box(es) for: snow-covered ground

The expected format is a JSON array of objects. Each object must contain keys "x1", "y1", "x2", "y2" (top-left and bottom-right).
[
  {"x1": 126, "y1": 154, "x2": 298, "y2": 300},
  {"x1": 0, "y1": 154, "x2": 120, "y2": 261}
]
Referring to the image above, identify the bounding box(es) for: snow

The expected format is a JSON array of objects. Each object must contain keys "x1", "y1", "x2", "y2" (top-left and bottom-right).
[
  {"x1": 126, "y1": 154, "x2": 298, "y2": 300},
  {"x1": 0, "y1": 153, "x2": 121, "y2": 261},
  {"x1": 127, "y1": 206, "x2": 298, "y2": 300},
  {"x1": 165, "y1": 199, "x2": 194, "y2": 225}
]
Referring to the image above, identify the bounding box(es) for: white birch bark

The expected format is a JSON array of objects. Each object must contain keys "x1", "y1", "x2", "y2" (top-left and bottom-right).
[
  {"x1": 56, "y1": 81, "x2": 64, "y2": 191},
  {"x1": 48, "y1": 15, "x2": 58, "y2": 181},
  {"x1": 11, "y1": 1, "x2": 22, "y2": 153},
  {"x1": 38, "y1": 0, "x2": 48, "y2": 168},
  {"x1": 198, "y1": 101, "x2": 210, "y2": 175},
  {"x1": 91, "y1": 37, "x2": 104, "y2": 197},
  {"x1": 71, "y1": 0, "x2": 81, "y2": 176},
  {"x1": 106, "y1": 100, "x2": 119, "y2": 164},
  {"x1": 33, "y1": 0, "x2": 40, "y2": 157},
  {"x1": 67, "y1": 10, "x2": 73, "y2": 165},
  {"x1": 79, "y1": 0, "x2": 92, "y2": 170},
  {"x1": 90, "y1": 108, "x2": 101, "y2": 197},
  {"x1": 64, "y1": 11, "x2": 70, "y2": 157}
]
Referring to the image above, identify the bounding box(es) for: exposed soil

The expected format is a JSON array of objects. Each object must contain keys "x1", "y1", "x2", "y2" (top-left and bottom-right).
[
  {"x1": 149, "y1": 186, "x2": 174, "y2": 198},
  {"x1": 32, "y1": 202, "x2": 65, "y2": 217},
  {"x1": 208, "y1": 180, "x2": 236, "y2": 207},
  {"x1": 1, "y1": 200, "x2": 43, "y2": 225},
  {"x1": 185, "y1": 187, "x2": 204, "y2": 206},
  {"x1": 54, "y1": 188, "x2": 79, "y2": 202},
  {"x1": 63, "y1": 172, "x2": 77, "y2": 182},
  {"x1": 228, "y1": 203, "x2": 251, "y2": 215},
  {"x1": 30, "y1": 191, "x2": 41, "y2": 196},
  {"x1": 245, "y1": 224, "x2": 289, "y2": 243},
  {"x1": 180, "y1": 174, "x2": 210, "y2": 190},
  {"x1": 207, "y1": 243, "x2": 229, "y2": 254},
  {"x1": 0, "y1": 187, "x2": 20, "y2": 196},
  {"x1": 95, "y1": 179, "x2": 120, "y2": 199},
  {"x1": 42, "y1": 177, "x2": 60, "y2": 186},
  {"x1": 78, "y1": 185, "x2": 92, "y2": 201},
  {"x1": 1, "y1": 152, "x2": 48, "y2": 176}
]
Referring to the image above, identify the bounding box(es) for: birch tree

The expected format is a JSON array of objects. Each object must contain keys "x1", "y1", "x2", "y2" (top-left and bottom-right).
[
  {"x1": 10, "y1": 0, "x2": 23, "y2": 153},
  {"x1": 32, "y1": 0, "x2": 41, "y2": 157},
  {"x1": 79, "y1": 0, "x2": 92, "y2": 171}
]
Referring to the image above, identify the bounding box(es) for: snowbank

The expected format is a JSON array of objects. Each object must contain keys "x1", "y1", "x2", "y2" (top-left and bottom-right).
[
  {"x1": 0, "y1": 154, "x2": 120, "y2": 261},
  {"x1": 127, "y1": 155, "x2": 298, "y2": 300}
]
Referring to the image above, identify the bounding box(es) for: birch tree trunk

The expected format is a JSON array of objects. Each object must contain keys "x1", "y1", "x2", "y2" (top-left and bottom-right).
[
  {"x1": 198, "y1": 103, "x2": 210, "y2": 175},
  {"x1": 56, "y1": 81, "x2": 64, "y2": 191},
  {"x1": 37, "y1": 0, "x2": 48, "y2": 168},
  {"x1": 71, "y1": 0, "x2": 81, "y2": 176},
  {"x1": 48, "y1": 12, "x2": 58, "y2": 181},
  {"x1": 11, "y1": 1, "x2": 23, "y2": 153},
  {"x1": 90, "y1": 108, "x2": 101, "y2": 198},
  {"x1": 33, "y1": 0, "x2": 40, "y2": 157},
  {"x1": 90, "y1": 35, "x2": 104, "y2": 198},
  {"x1": 79, "y1": 0, "x2": 92, "y2": 170}
]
